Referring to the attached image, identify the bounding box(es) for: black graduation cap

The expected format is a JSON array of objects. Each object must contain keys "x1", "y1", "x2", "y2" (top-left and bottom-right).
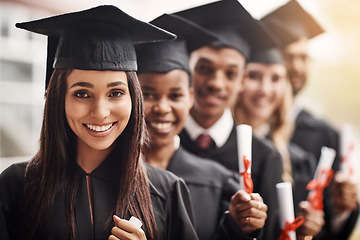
[
  {"x1": 172, "y1": 0, "x2": 279, "y2": 59},
  {"x1": 261, "y1": 0, "x2": 324, "y2": 46},
  {"x1": 136, "y1": 14, "x2": 218, "y2": 74},
  {"x1": 248, "y1": 19, "x2": 286, "y2": 64},
  {"x1": 15, "y1": 5, "x2": 176, "y2": 90},
  {"x1": 248, "y1": 48, "x2": 284, "y2": 64}
]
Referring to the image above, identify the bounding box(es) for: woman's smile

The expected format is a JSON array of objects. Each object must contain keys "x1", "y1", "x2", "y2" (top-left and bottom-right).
[
  {"x1": 148, "y1": 121, "x2": 175, "y2": 135},
  {"x1": 85, "y1": 123, "x2": 115, "y2": 132},
  {"x1": 84, "y1": 122, "x2": 117, "y2": 137}
]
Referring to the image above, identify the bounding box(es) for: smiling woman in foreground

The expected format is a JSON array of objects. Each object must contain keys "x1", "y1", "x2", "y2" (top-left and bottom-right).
[{"x1": 0, "y1": 5, "x2": 198, "y2": 240}]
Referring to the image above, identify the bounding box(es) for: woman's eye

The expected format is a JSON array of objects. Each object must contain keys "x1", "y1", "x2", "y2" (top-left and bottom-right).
[
  {"x1": 169, "y1": 93, "x2": 183, "y2": 100},
  {"x1": 109, "y1": 90, "x2": 124, "y2": 97},
  {"x1": 74, "y1": 91, "x2": 89, "y2": 98},
  {"x1": 247, "y1": 71, "x2": 261, "y2": 80},
  {"x1": 143, "y1": 92, "x2": 155, "y2": 100}
]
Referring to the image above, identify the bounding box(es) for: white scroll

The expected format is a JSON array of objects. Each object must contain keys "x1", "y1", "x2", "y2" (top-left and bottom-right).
[
  {"x1": 306, "y1": 146, "x2": 336, "y2": 210},
  {"x1": 312, "y1": 146, "x2": 336, "y2": 184},
  {"x1": 236, "y1": 124, "x2": 253, "y2": 193},
  {"x1": 129, "y1": 216, "x2": 143, "y2": 228},
  {"x1": 340, "y1": 124, "x2": 356, "y2": 181},
  {"x1": 276, "y1": 182, "x2": 297, "y2": 240}
]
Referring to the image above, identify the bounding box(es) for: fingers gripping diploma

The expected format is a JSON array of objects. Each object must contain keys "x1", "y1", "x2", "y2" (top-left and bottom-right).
[
  {"x1": 229, "y1": 190, "x2": 268, "y2": 234},
  {"x1": 296, "y1": 201, "x2": 325, "y2": 239},
  {"x1": 109, "y1": 215, "x2": 147, "y2": 240}
]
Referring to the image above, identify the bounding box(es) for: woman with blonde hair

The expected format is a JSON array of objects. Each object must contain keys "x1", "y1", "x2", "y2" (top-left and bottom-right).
[{"x1": 232, "y1": 43, "x2": 325, "y2": 239}]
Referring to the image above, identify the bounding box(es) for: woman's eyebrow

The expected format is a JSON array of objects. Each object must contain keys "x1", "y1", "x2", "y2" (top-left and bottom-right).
[
  {"x1": 70, "y1": 82, "x2": 93, "y2": 89},
  {"x1": 107, "y1": 81, "x2": 128, "y2": 88},
  {"x1": 141, "y1": 85, "x2": 156, "y2": 91},
  {"x1": 69, "y1": 81, "x2": 127, "y2": 89}
]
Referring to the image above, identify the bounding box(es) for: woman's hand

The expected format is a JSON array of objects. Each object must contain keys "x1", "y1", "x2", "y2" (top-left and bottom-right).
[
  {"x1": 332, "y1": 172, "x2": 358, "y2": 213},
  {"x1": 229, "y1": 190, "x2": 268, "y2": 234},
  {"x1": 108, "y1": 215, "x2": 147, "y2": 240},
  {"x1": 296, "y1": 201, "x2": 324, "y2": 239}
]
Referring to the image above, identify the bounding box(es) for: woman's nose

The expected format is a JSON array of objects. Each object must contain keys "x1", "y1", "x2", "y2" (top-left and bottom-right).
[
  {"x1": 91, "y1": 98, "x2": 110, "y2": 119},
  {"x1": 153, "y1": 98, "x2": 171, "y2": 114}
]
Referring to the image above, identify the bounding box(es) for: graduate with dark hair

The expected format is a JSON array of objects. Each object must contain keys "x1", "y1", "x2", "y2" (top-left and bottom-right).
[
  {"x1": 136, "y1": 13, "x2": 268, "y2": 240},
  {"x1": 0, "y1": 5, "x2": 198, "y2": 240},
  {"x1": 262, "y1": 1, "x2": 359, "y2": 239},
  {"x1": 172, "y1": 0, "x2": 284, "y2": 239}
]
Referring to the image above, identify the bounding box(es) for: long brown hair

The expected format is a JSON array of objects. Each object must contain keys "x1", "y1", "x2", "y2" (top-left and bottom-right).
[{"x1": 21, "y1": 69, "x2": 157, "y2": 239}]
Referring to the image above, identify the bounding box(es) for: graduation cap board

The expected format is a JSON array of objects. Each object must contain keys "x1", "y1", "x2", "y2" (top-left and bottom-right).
[
  {"x1": 261, "y1": 0, "x2": 324, "y2": 46},
  {"x1": 136, "y1": 14, "x2": 218, "y2": 74},
  {"x1": 15, "y1": 5, "x2": 176, "y2": 91},
  {"x1": 172, "y1": 0, "x2": 279, "y2": 59},
  {"x1": 247, "y1": 17, "x2": 290, "y2": 64},
  {"x1": 248, "y1": 47, "x2": 284, "y2": 64}
]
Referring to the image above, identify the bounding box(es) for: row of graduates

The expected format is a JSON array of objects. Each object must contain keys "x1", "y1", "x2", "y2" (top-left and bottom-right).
[{"x1": 0, "y1": 0, "x2": 358, "y2": 239}]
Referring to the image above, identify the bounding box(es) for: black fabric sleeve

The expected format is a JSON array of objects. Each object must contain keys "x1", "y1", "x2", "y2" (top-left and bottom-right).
[
  {"x1": 216, "y1": 211, "x2": 262, "y2": 240},
  {"x1": 0, "y1": 163, "x2": 27, "y2": 240},
  {"x1": 216, "y1": 173, "x2": 264, "y2": 240},
  {"x1": 318, "y1": 204, "x2": 359, "y2": 240},
  {"x1": 0, "y1": 201, "x2": 10, "y2": 240},
  {"x1": 332, "y1": 205, "x2": 359, "y2": 240},
  {"x1": 166, "y1": 178, "x2": 199, "y2": 240}
]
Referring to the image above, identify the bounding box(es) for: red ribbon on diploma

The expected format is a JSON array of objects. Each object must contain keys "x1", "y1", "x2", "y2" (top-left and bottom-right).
[
  {"x1": 239, "y1": 156, "x2": 253, "y2": 193},
  {"x1": 278, "y1": 216, "x2": 305, "y2": 240},
  {"x1": 306, "y1": 169, "x2": 334, "y2": 210},
  {"x1": 341, "y1": 142, "x2": 355, "y2": 176}
]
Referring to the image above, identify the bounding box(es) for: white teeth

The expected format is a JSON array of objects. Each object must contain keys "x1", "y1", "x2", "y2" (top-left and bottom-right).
[
  {"x1": 151, "y1": 122, "x2": 172, "y2": 130},
  {"x1": 86, "y1": 123, "x2": 113, "y2": 132}
]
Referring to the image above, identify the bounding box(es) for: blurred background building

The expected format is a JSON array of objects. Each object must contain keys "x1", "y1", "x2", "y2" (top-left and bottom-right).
[{"x1": 0, "y1": 0, "x2": 359, "y2": 238}]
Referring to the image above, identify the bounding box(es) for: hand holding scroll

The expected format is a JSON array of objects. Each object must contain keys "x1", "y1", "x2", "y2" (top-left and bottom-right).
[
  {"x1": 296, "y1": 201, "x2": 324, "y2": 239},
  {"x1": 109, "y1": 215, "x2": 146, "y2": 240},
  {"x1": 229, "y1": 189, "x2": 268, "y2": 234},
  {"x1": 331, "y1": 172, "x2": 358, "y2": 213}
]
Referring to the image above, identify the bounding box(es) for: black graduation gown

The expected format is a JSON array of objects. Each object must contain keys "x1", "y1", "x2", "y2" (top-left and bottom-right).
[
  {"x1": 167, "y1": 146, "x2": 260, "y2": 240},
  {"x1": 180, "y1": 124, "x2": 284, "y2": 240},
  {"x1": 0, "y1": 156, "x2": 198, "y2": 240},
  {"x1": 292, "y1": 109, "x2": 359, "y2": 240},
  {"x1": 291, "y1": 109, "x2": 340, "y2": 171},
  {"x1": 288, "y1": 142, "x2": 316, "y2": 209}
]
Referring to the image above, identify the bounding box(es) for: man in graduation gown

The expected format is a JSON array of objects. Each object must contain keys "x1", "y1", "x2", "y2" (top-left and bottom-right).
[
  {"x1": 262, "y1": 1, "x2": 359, "y2": 239},
  {"x1": 173, "y1": 1, "x2": 284, "y2": 239}
]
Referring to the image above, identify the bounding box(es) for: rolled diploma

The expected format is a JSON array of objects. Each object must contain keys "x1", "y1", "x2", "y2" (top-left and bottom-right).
[
  {"x1": 129, "y1": 216, "x2": 142, "y2": 228},
  {"x1": 340, "y1": 124, "x2": 355, "y2": 179},
  {"x1": 307, "y1": 146, "x2": 336, "y2": 201},
  {"x1": 276, "y1": 182, "x2": 296, "y2": 240},
  {"x1": 236, "y1": 124, "x2": 252, "y2": 191},
  {"x1": 313, "y1": 146, "x2": 336, "y2": 183}
]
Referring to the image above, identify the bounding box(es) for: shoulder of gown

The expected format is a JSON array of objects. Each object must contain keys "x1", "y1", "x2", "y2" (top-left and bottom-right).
[
  {"x1": 0, "y1": 162, "x2": 28, "y2": 240},
  {"x1": 144, "y1": 163, "x2": 199, "y2": 240},
  {"x1": 145, "y1": 162, "x2": 190, "y2": 200},
  {"x1": 294, "y1": 109, "x2": 339, "y2": 155},
  {"x1": 168, "y1": 147, "x2": 238, "y2": 188},
  {"x1": 0, "y1": 162, "x2": 27, "y2": 203},
  {"x1": 295, "y1": 109, "x2": 337, "y2": 132}
]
